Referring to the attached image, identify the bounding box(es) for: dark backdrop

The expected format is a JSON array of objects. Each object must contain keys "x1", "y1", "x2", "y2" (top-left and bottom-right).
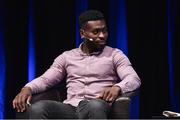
[{"x1": 0, "y1": 0, "x2": 179, "y2": 118}]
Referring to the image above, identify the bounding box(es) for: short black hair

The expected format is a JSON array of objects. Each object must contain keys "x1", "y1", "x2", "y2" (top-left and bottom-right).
[{"x1": 79, "y1": 10, "x2": 104, "y2": 28}]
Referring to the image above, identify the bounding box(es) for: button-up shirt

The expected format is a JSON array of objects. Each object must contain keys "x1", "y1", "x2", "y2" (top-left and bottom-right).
[{"x1": 25, "y1": 44, "x2": 141, "y2": 107}]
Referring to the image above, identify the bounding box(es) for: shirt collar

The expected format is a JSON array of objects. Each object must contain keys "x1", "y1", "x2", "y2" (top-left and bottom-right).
[{"x1": 78, "y1": 42, "x2": 103, "y2": 56}]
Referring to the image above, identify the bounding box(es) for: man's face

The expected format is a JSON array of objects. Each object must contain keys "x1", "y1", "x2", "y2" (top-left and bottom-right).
[{"x1": 81, "y1": 20, "x2": 108, "y2": 50}]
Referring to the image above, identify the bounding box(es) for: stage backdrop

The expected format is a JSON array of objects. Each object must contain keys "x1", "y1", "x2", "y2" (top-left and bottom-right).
[{"x1": 0, "y1": 0, "x2": 179, "y2": 119}]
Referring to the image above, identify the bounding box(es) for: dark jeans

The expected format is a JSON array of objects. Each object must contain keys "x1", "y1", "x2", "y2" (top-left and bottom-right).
[{"x1": 27, "y1": 99, "x2": 110, "y2": 119}]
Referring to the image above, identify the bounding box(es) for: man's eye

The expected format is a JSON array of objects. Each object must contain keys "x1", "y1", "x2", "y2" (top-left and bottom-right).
[{"x1": 92, "y1": 30, "x2": 99, "y2": 35}]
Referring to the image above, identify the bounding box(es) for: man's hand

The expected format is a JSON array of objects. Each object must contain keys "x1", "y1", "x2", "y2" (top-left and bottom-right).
[
  {"x1": 98, "y1": 86, "x2": 121, "y2": 102},
  {"x1": 12, "y1": 87, "x2": 32, "y2": 112}
]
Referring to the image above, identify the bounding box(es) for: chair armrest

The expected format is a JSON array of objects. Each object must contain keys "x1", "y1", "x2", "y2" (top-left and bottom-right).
[
  {"x1": 110, "y1": 91, "x2": 138, "y2": 119},
  {"x1": 16, "y1": 80, "x2": 67, "y2": 119},
  {"x1": 16, "y1": 86, "x2": 67, "y2": 119},
  {"x1": 30, "y1": 88, "x2": 62, "y2": 104},
  {"x1": 31, "y1": 81, "x2": 67, "y2": 103}
]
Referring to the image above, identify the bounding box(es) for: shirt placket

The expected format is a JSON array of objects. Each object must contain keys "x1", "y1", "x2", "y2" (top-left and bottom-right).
[{"x1": 84, "y1": 55, "x2": 91, "y2": 99}]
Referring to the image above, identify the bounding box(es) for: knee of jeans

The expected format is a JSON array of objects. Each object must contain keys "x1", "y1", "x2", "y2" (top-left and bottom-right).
[
  {"x1": 29, "y1": 100, "x2": 49, "y2": 113},
  {"x1": 88, "y1": 99, "x2": 109, "y2": 111}
]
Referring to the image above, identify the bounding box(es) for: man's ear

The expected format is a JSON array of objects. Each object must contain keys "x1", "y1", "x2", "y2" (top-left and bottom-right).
[{"x1": 80, "y1": 29, "x2": 85, "y2": 39}]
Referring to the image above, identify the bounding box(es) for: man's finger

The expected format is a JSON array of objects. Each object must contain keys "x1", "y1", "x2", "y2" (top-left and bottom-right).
[
  {"x1": 26, "y1": 95, "x2": 32, "y2": 106},
  {"x1": 17, "y1": 95, "x2": 24, "y2": 112},
  {"x1": 102, "y1": 90, "x2": 109, "y2": 100},
  {"x1": 21, "y1": 95, "x2": 27, "y2": 112},
  {"x1": 12, "y1": 100, "x2": 16, "y2": 109},
  {"x1": 106, "y1": 92, "x2": 112, "y2": 101}
]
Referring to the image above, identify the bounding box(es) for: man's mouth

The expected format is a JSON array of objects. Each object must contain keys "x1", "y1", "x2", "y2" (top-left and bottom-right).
[
  {"x1": 98, "y1": 42, "x2": 106, "y2": 45},
  {"x1": 97, "y1": 40, "x2": 106, "y2": 45}
]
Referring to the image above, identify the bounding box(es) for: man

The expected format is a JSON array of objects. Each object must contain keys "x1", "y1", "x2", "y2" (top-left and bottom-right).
[{"x1": 12, "y1": 10, "x2": 141, "y2": 119}]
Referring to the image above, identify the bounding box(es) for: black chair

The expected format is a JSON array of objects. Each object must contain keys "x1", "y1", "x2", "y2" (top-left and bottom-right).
[{"x1": 16, "y1": 81, "x2": 138, "y2": 119}]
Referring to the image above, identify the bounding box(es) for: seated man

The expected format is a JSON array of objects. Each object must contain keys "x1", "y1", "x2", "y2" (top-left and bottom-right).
[{"x1": 12, "y1": 10, "x2": 141, "y2": 119}]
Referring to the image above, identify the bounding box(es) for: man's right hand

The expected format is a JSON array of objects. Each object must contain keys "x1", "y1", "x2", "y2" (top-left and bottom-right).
[{"x1": 12, "y1": 87, "x2": 32, "y2": 112}]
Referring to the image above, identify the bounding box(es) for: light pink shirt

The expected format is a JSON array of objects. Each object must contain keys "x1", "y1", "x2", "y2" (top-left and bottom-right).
[{"x1": 25, "y1": 44, "x2": 141, "y2": 107}]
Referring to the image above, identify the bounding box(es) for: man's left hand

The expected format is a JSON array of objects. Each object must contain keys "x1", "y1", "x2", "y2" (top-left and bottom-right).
[{"x1": 98, "y1": 86, "x2": 122, "y2": 102}]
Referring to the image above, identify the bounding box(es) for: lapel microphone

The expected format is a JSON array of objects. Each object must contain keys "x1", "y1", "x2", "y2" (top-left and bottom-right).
[
  {"x1": 89, "y1": 38, "x2": 93, "y2": 41},
  {"x1": 84, "y1": 37, "x2": 94, "y2": 42}
]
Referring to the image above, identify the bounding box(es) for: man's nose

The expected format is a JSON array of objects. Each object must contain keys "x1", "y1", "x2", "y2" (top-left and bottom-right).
[{"x1": 98, "y1": 32, "x2": 105, "y2": 38}]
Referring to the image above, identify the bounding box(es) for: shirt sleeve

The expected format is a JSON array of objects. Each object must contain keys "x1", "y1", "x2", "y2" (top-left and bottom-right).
[
  {"x1": 113, "y1": 49, "x2": 141, "y2": 94},
  {"x1": 25, "y1": 53, "x2": 67, "y2": 94}
]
